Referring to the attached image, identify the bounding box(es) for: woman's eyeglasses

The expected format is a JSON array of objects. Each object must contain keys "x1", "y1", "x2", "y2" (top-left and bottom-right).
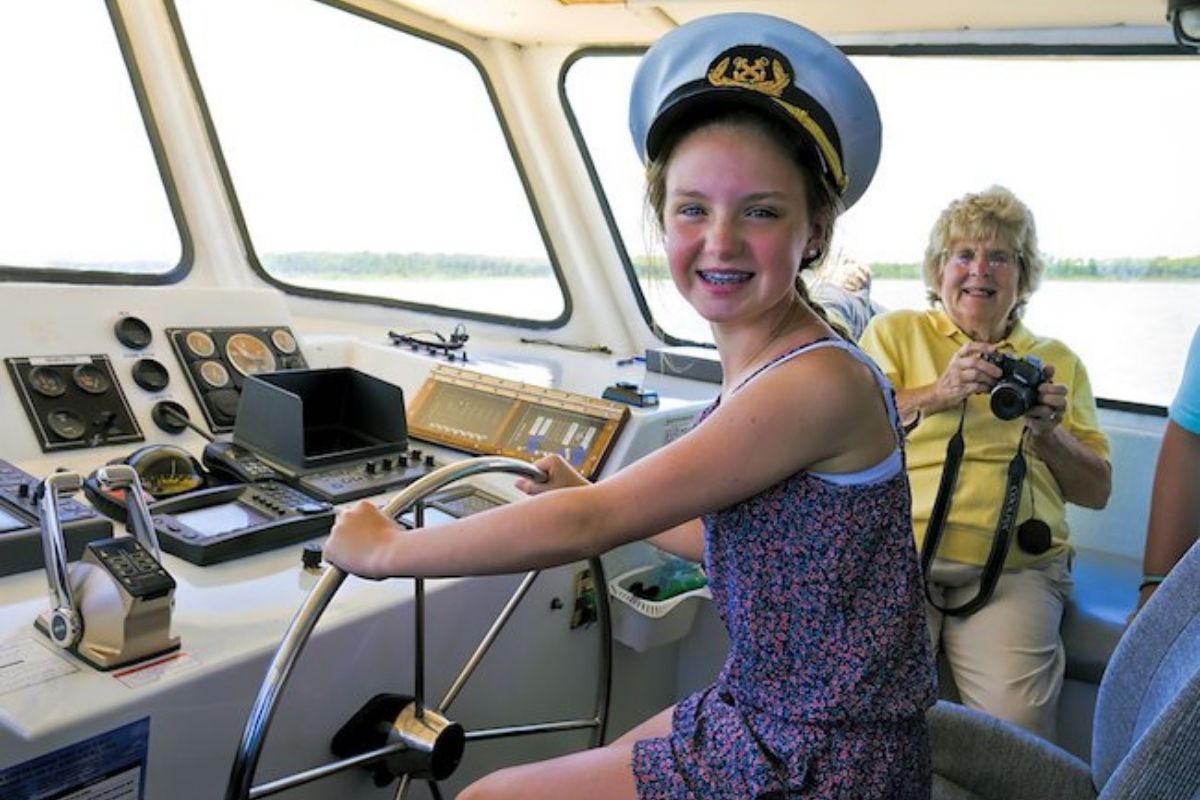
[{"x1": 946, "y1": 247, "x2": 1018, "y2": 269}]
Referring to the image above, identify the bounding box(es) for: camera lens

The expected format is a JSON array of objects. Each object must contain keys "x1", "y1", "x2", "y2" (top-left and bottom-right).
[{"x1": 990, "y1": 383, "x2": 1032, "y2": 420}]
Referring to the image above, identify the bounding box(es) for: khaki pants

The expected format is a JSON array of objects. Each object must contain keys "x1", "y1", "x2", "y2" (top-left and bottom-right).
[{"x1": 925, "y1": 551, "x2": 1072, "y2": 741}]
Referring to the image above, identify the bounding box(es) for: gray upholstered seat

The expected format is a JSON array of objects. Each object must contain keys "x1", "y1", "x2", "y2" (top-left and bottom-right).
[{"x1": 930, "y1": 540, "x2": 1200, "y2": 800}]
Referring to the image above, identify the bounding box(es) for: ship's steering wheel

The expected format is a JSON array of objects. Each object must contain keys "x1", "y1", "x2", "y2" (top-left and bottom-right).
[{"x1": 226, "y1": 456, "x2": 611, "y2": 799}]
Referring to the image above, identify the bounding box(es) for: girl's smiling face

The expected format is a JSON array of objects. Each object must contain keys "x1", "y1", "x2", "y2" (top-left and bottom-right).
[{"x1": 662, "y1": 122, "x2": 821, "y2": 328}]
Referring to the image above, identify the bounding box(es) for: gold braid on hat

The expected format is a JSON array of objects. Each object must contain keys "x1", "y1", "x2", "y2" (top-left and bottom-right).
[{"x1": 707, "y1": 55, "x2": 848, "y2": 194}]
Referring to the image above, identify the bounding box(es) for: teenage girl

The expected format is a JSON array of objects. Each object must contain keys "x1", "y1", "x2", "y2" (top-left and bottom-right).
[{"x1": 324, "y1": 13, "x2": 936, "y2": 799}]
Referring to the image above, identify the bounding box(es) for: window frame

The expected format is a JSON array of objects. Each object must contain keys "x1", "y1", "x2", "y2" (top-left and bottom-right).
[
  {"x1": 559, "y1": 42, "x2": 1194, "y2": 407},
  {"x1": 165, "y1": 0, "x2": 573, "y2": 329},
  {"x1": 0, "y1": 0, "x2": 194, "y2": 286}
]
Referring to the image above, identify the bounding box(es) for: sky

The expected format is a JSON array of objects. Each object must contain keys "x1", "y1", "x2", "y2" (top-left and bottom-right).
[
  {"x1": 567, "y1": 54, "x2": 1200, "y2": 266},
  {"x1": 4, "y1": 0, "x2": 1200, "y2": 269}
]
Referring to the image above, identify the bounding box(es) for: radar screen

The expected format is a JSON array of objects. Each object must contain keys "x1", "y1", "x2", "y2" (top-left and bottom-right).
[
  {"x1": 406, "y1": 365, "x2": 629, "y2": 479},
  {"x1": 5, "y1": 355, "x2": 143, "y2": 452},
  {"x1": 166, "y1": 326, "x2": 308, "y2": 433}
]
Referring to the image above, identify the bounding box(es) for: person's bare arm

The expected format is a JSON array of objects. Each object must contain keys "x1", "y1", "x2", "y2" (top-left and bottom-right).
[
  {"x1": 323, "y1": 349, "x2": 882, "y2": 580},
  {"x1": 647, "y1": 519, "x2": 705, "y2": 562},
  {"x1": 1135, "y1": 421, "x2": 1200, "y2": 611}
]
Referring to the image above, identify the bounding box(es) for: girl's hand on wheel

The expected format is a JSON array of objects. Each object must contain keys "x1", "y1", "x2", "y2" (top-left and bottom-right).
[
  {"x1": 515, "y1": 453, "x2": 588, "y2": 496},
  {"x1": 324, "y1": 500, "x2": 404, "y2": 579}
]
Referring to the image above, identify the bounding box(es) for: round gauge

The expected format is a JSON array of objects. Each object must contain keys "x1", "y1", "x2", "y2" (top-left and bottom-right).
[
  {"x1": 114, "y1": 316, "x2": 152, "y2": 349},
  {"x1": 131, "y1": 358, "x2": 170, "y2": 392},
  {"x1": 151, "y1": 401, "x2": 190, "y2": 434},
  {"x1": 270, "y1": 328, "x2": 297, "y2": 354},
  {"x1": 197, "y1": 360, "x2": 230, "y2": 388},
  {"x1": 225, "y1": 333, "x2": 276, "y2": 376},
  {"x1": 46, "y1": 409, "x2": 86, "y2": 441},
  {"x1": 72, "y1": 363, "x2": 111, "y2": 395},
  {"x1": 28, "y1": 366, "x2": 67, "y2": 398},
  {"x1": 185, "y1": 331, "x2": 216, "y2": 358},
  {"x1": 128, "y1": 446, "x2": 204, "y2": 498}
]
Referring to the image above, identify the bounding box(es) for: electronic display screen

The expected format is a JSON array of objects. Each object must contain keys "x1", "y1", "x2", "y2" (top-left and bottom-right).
[
  {"x1": 0, "y1": 506, "x2": 29, "y2": 534},
  {"x1": 172, "y1": 502, "x2": 270, "y2": 540},
  {"x1": 400, "y1": 507, "x2": 458, "y2": 528}
]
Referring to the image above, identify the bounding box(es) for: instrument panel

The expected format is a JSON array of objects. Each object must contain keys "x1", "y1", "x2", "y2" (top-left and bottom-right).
[
  {"x1": 406, "y1": 365, "x2": 629, "y2": 479},
  {"x1": 166, "y1": 326, "x2": 307, "y2": 433},
  {"x1": 5, "y1": 355, "x2": 144, "y2": 452}
]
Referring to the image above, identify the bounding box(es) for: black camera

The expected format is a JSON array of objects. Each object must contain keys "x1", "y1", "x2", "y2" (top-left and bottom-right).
[{"x1": 982, "y1": 352, "x2": 1046, "y2": 420}]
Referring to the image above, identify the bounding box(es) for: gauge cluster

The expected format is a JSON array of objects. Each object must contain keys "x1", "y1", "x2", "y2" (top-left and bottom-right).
[
  {"x1": 167, "y1": 326, "x2": 308, "y2": 433},
  {"x1": 5, "y1": 356, "x2": 144, "y2": 452}
]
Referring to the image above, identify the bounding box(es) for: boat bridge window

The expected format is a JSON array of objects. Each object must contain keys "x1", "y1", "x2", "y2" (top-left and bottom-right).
[
  {"x1": 565, "y1": 51, "x2": 1200, "y2": 407},
  {"x1": 172, "y1": 0, "x2": 567, "y2": 325},
  {"x1": 0, "y1": 2, "x2": 184, "y2": 282}
]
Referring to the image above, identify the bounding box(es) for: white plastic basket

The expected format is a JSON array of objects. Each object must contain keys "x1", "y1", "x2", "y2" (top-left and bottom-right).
[{"x1": 608, "y1": 565, "x2": 711, "y2": 652}]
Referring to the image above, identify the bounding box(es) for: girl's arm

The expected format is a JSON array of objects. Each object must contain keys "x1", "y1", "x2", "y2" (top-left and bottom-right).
[
  {"x1": 647, "y1": 519, "x2": 705, "y2": 562},
  {"x1": 323, "y1": 347, "x2": 885, "y2": 579},
  {"x1": 521, "y1": 453, "x2": 706, "y2": 562}
]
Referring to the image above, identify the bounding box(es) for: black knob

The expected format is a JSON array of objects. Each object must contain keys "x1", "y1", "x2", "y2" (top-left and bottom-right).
[
  {"x1": 301, "y1": 543, "x2": 323, "y2": 570},
  {"x1": 424, "y1": 454, "x2": 435, "y2": 468},
  {"x1": 17, "y1": 483, "x2": 29, "y2": 499},
  {"x1": 365, "y1": 461, "x2": 376, "y2": 474},
  {"x1": 381, "y1": 458, "x2": 393, "y2": 471}
]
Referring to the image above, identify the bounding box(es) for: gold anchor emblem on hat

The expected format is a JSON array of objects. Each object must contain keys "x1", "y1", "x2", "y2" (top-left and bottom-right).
[
  {"x1": 707, "y1": 55, "x2": 791, "y2": 96},
  {"x1": 703, "y1": 50, "x2": 848, "y2": 194}
]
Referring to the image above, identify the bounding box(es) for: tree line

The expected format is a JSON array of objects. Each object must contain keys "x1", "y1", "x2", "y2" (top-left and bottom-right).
[
  {"x1": 264, "y1": 251, "x2": 1200, "y2": 281},
  {"x1": 870, "y1": 256, "x2": 1200, "y2": 281}
]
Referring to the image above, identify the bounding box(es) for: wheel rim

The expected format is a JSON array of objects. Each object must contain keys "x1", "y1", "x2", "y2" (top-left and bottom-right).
[{"x1": 226, "y1": 456, "x2": 612, "y2": 800}]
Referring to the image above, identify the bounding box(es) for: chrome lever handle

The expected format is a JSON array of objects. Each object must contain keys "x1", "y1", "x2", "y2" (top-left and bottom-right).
[
  {"x1": 37, "y1": 471, "x2": 83, "y2": 649},
  {"x1": 97, "y1": 464, "x2": 162, "y2": 561}
]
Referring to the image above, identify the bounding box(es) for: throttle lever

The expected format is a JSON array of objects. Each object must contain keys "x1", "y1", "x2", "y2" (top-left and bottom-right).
[
  {"x1": 36, "y1": 472, "x2": 85, "y2": 649},
  {"x1": 96, "y1": 464, "x2": 162, "y2": 561}
]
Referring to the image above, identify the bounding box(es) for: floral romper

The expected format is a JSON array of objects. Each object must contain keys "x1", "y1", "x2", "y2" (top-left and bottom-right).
[{"x1": 632, "y1": 338, "x2": 937, "y2": 799}]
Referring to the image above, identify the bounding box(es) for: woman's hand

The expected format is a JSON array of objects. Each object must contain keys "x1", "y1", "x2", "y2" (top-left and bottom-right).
[
  {"x1": 933, "y1": 341, "x2": 1003, "y2": 410},
  {"x1": 514, "y1": 453, "x2": 588, "y2": 496},
  {"x1": 1025, "y1": 364, "x2": 1068, "y2": 438},
  {"x1": 323, "y1": 500, "x2": 404, "y2": 579}
]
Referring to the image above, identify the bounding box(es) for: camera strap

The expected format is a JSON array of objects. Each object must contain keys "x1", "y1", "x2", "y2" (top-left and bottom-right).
[{"x1": 919, "y1": 402, "x2": 1027, "y2": 617}]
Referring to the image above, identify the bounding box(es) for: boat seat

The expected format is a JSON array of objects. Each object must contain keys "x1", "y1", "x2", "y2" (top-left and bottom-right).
[
  {"x1": 934, "y1": 546, "x2": 1135, "y2": 758},
  {"x1": 928, "y1": 539, "x2": 1200, "y2": 799},
  {"x1": 1061, "y1": 547, "x2": 1135, "y2": 685}
]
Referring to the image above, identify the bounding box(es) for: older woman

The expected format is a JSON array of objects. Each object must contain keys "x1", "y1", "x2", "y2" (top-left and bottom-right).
[{"x1": 859, "y1": 185, "x2": 1111, "y2": 741}]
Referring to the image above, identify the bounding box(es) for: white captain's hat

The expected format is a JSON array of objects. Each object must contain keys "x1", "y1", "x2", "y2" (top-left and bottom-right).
[{"x1": 629, "y1": 13, "x2": 882, "y2": 209}]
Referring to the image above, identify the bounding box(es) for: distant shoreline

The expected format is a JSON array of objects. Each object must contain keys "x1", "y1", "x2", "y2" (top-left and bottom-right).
[{"x1": 258, "y1": 251, "x2": 1200, "y2": 283}]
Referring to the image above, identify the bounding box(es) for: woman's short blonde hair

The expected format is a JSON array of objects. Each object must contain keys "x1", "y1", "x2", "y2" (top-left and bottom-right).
[{"x1": 922, "y1": 185, "x2": 1045, "y2": 319}]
